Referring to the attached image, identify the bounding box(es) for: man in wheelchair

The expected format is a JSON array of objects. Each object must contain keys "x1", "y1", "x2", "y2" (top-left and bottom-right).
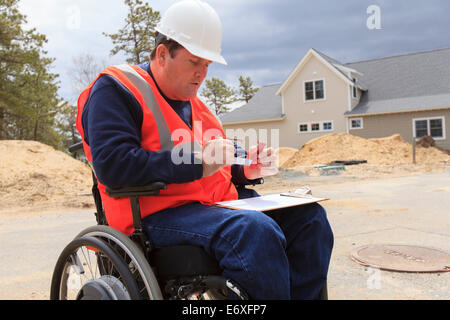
[{"x1": 53, "y1": 0, "x2": 333, "y2": 300}]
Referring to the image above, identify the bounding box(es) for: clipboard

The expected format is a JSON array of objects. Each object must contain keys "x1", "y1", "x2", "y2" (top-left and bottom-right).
[{"x1": 215, "y1": 193, "x2": 328, "y2": 212}]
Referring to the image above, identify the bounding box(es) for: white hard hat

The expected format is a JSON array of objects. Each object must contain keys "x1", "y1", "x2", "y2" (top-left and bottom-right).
[{"x1": 155, "y1": 0, "x2": 227, "y2": 65}]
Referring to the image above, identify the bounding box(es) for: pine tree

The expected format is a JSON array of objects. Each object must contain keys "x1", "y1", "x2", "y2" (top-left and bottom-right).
[
  {"x1": 201, "y1": 78, "x2": 236, "y2": 116},
  {"x1": 103, "y1": 0, "x2": 160, "y2": 65},
  {"x1": 238, "y1": 75, "x2": 259, "y2": 103},
  {"x1": 57, "y1": 101, "x2": 79, "y2": 148},
  {"x1": 0, "y1": 0, "x2": 43, "y2": 138},
  {"x1": 0, "y1": 0, "x2": 65, "y2": 149}
]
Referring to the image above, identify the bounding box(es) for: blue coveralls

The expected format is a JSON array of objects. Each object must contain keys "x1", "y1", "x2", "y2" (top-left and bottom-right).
[{"x1": 82, "y1": 63, "x2": 334, "y2": 300}]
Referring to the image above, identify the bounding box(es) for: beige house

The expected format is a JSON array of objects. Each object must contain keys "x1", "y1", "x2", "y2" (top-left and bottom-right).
[{"x1": 220, "y1": 47, "x2": 450, "y2": 151}]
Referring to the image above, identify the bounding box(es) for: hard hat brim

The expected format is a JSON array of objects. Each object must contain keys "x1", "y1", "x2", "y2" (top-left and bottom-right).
[
  {"x1": 155, "y1": 27, "x2": 227, "y2": 65},
  {"x1": 182, "y1": 42, "x2": 228, "y2": 66}
]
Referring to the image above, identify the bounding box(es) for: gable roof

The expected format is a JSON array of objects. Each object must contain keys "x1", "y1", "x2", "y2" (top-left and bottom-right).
[
  {"x1": 315, "y1": 50, "x2": 363, "y2": 79},
  {"x1": 345, "y1": 47, "x2": 450, "y2": 116},
  {"x1": 276, "y1": 48, "x2": 361, "y2": 96},
  {"x1": 221, "y1": 47, "x2": 450, "y2": 124},
  {"x1": 220, "y1": 84, "x2": 283, "y2": 124}
]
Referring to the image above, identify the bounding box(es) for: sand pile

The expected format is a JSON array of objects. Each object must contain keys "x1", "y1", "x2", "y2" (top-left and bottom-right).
[
  {"x1": 282, "y1": 133, "x2": 450, "y2": 168},
  {"x1": 277, "y1": 147, "x2": 298, "y2": 167},
  {"x1": 0, "y1": 140, "x2": 93, "y2": 212}
]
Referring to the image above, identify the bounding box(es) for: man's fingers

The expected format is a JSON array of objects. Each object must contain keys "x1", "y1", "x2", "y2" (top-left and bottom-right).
[
  {"x1": 257, "y1": 141, "x2": 266, "y2": 151},
  {"x1": 203, "y1": 138, "x2": 236, "y2": 165},
  {"x1": 258, "y1": 148, "x2": 279, "y2": 167}
]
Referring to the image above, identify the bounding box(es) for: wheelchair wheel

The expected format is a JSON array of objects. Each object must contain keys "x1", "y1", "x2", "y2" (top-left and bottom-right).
[
  {"x1": 75, "y1": 225, "x2": 163, "y2": 300},
  {"x1": 50, "y1": 236, "x2": 141, "y2": 300}
]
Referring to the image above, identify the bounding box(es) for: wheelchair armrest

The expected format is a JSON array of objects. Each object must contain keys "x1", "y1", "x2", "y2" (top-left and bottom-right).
[
  {"x1": 106, "y1": 182, "x2": 167, "y2": 198},
  {"x1": 68, "y1": 141, "x2": 84, "y2": 153},
  {"x1": 235, "y1": 177, "x2": 264, "y2": 189},
  {"x1": 250, "y1": 178, "x2": 264, "y2": 186}
]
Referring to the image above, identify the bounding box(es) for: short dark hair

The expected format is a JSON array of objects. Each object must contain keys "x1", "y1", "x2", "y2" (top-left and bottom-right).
[{"x1": 150, "y1": 32, "x2": 183, "y2": 60}]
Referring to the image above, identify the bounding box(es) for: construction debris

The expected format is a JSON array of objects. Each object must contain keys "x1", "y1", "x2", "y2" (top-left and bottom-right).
[{"x1": 416, "y1": 135, "x2": 436, "y2": 148}]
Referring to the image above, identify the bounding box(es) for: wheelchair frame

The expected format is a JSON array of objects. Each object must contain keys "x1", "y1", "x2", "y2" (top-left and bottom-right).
[
  {"x1": 51, "y1": 142, "x2": 250, "y2": 300},
  {"x1": 51, "y1": 142, "x2": 328, "y2": 300}
]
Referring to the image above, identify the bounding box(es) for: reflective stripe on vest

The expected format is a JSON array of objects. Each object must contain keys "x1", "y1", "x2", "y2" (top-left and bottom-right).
[
  {"x1": 76, "y1": 64, "x2": 238, "y2": 236},
  {"x1": 114, "y1": 64, "x2": 174, "y2": 151}
]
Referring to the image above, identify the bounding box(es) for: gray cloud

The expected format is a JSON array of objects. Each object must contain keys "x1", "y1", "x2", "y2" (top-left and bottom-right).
[
  {"x1": 212, "y1": 0, "x2": 450, "y2": 89},
  {"x1": 19, "y1": 0, "x2": 450, "y2": 101}
]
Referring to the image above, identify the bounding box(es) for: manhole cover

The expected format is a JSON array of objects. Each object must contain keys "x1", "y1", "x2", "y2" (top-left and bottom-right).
[{"x1": 350, "y1": 244, "x2": 450, "y2": 273}]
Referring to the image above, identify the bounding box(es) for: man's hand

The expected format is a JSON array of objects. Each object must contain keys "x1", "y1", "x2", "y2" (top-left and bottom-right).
[
  {"x1": 244, "y1": 142, "x2": 279, "y2": 180},
  {"x1": 199, "y1": 137, "x2": 236, "y2": 177}
]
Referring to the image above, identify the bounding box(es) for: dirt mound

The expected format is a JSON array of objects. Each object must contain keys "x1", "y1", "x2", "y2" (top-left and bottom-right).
[
  {"x1": 0, "y1": 140, "x2": 93, "y2": 213},
  {"x1": 277, "y1": 147, "x2": 298, "y2": 167},
  {"x1": 282, "y1": 133, "x2": 450, "y2": 168}
]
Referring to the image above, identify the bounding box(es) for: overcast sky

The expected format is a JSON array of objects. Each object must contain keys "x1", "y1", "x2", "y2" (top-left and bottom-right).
[{"x1": 18, "y1": 0, "x2": 450, "y2": 104}]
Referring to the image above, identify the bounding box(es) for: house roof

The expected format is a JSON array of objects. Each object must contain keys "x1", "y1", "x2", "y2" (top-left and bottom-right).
[
  {"x1": 346, "y1": 93, "x2": 450, "y2": 116},
  {"x1": 276, "y1": 48, "x2": 356, "y2": 96},
  {"x1": 345, "y1": 47, "x2": 450, "y2": 116},
  {"x1": 314, "y1": 49, "x2": 367, "y2": 90},
  {"x1": 221, "y1": 47, "x2": 450, "y2": 124},
  {"x1": 219, "y1": 84, "x2": 283, "y2": 124}
]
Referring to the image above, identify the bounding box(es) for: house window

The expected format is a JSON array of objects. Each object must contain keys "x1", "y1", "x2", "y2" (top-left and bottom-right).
[
  {"x1": 305, "y1": 82, "x2": 314, "y2": 101},
  {"x1": 352, "y1": 78, "x2": 358, "y2": 99},
  {"x1": 299, "y1": 124, "x2": 308, "y2": 132},
  {"x1": 304, "y1": 80, "x2": 325, "y2": 101},
  {"x1": 298, "y1": 121, "x2": 334, "y2": 133},
  {"x1": 415, "y1": 120, "x2": 428, "y2": 138},
  {"x1": 315, "y1": 81, "x2": 324, "y2": 99},
  {"x1": 350, "y1": 118, "x2": 363, "y2": 129},
  {"x1": 323, "y1": 122, "x2": 333, "y2": 131},
  {"x1": 430, "y1": 119, "x2": 444, "y2": 137},
  {"x1": 413, "y1": 117, "x2": 445, "y2": 139}
]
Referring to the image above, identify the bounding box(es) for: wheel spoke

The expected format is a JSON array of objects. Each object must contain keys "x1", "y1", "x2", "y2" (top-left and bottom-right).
[
  {"x1": 51, "y1": 228, "x2": 163, "y2": 300},
  {"x1": 80, "y1": 247, "x2": 94, "y2": 279}
]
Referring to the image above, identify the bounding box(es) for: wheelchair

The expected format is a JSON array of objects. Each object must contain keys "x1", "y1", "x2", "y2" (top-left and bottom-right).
[{"x1": 50, "y1": 142, "x2": 328, "y2": 300}]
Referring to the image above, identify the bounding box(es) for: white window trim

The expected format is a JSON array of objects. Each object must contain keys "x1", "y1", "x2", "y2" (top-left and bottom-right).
[
  {"x1": 349, "y1": 118, "x2": 364, "y2": 130},
  {"x1": 322, "y1": 121, "x2": 333, "y2": 131},
  {"x1": 347, "y1": 84, "x2": 352, "y2": 112},
  {"x1": 412, "y1": 116, "x2": 446, "y2": 140},
  {"x1": 298, "y1": 120, "x2": 335, "y2": 134},
  {"x1": 303, "y1": 79, "x2": 326, "y2": 103}
]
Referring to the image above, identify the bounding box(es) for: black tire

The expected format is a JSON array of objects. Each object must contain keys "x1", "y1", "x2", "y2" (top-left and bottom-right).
[
  {"x1": 50, "y1": 236, "x2": 141, "y2": 300},
  {"x1": 75, "y1": 225, "x2": 163, "y2": 300}
]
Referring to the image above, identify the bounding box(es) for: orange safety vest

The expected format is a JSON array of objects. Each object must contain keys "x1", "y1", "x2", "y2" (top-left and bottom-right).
[{"x1": 76, "y1": 64, "x2": 238, "y2": 235}]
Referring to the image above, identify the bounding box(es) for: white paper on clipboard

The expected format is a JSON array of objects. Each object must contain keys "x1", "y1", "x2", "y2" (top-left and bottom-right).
[
  {"x1": 215, "y1": 193, "x2": 328, "y2": 212},
  {"x1": 233, "y1": 157, "x2": 253, "y2": 166}
]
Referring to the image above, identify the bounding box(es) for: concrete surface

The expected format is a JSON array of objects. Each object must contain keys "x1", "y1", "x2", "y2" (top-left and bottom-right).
[
  {"x1": 0, "y1": 170, "x2": 449, "y2": 300},
  {"x1": 316, "y1": 171, "x2": 450, "y2": 300}
]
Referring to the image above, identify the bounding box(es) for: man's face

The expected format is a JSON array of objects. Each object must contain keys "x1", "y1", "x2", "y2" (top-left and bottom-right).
[{"x1": 162, "y1": 47, "x2": 212, "y2": 101}]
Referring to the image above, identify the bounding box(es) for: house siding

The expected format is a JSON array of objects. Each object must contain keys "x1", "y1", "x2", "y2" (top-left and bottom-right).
[
  {"x1": 281, "y1": 54, "x2": 350, "y2": 148},
  {"x1": 222, "y1": 120, "x2": 286, "y2": 150},
  {"x1": 349, "y1": 109, "x2": 450, "y2": 151},
  {"x1": 222, "y1": 48, "x2": 450, "y2": 153},
  {"x1": 223, "y1": 54, "x2": 351, "y2": 149}
]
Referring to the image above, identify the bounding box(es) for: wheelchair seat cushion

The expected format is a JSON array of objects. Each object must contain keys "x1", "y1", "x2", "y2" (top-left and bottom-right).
[{"x1": 150, "y1": 246, "x2": 222, "y2": 279}]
